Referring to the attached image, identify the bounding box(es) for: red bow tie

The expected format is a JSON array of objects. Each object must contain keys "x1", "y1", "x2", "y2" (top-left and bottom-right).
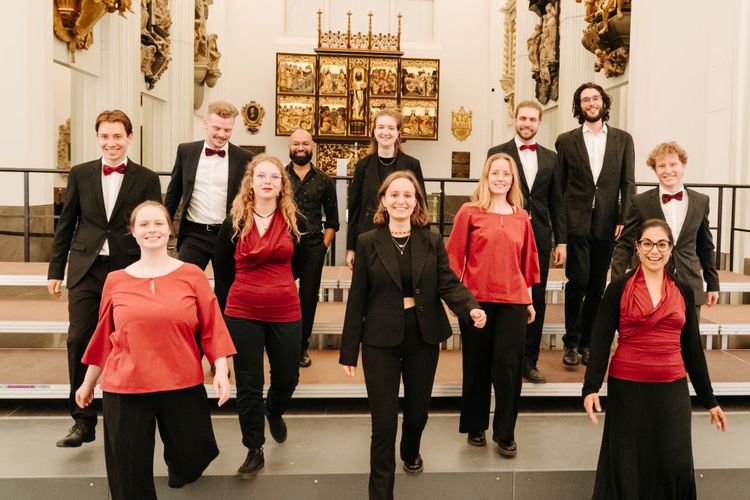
[
  {"x1": 205, "y1": 148, "x2": 226, "y2": 158},
  {"x1": 662, "y1": 191, "x2": 684, "y2": 204},
  {"x1": 102, "y1": 163, "x2": 126, "y2": 176},
  {"x1": 519, "y1": 144, "x2": 537, "y2": 152}
]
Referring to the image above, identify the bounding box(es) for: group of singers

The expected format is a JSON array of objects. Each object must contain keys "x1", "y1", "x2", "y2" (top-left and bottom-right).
[{"x1": 49, "y1": 83, "x2": 727, "y2": 500}]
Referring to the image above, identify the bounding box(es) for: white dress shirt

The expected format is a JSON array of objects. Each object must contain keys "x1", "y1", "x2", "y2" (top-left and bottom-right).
[
  {"x1": 186, "y1": 141, "x2": 229, "y2": 224},
  {"x1": 582, "y1": 123, "x2": 608, "y2": 184},
  {"x1": 659, "y1": 184, "x2": 688, "y2": 242},
  {"x1": 99, "y1": 158, "x2": 127, "y2": 256},
  {"x1": 514, "y1": 136, "x2": 538, "y2": 188}
]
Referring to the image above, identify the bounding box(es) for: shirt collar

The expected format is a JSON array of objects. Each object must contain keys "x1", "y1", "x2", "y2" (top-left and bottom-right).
[
  {"x1": 582, "y1": 122, "x2": 608, "y2": 136},
  {"x1": 513, "y1": 136, "x2": 536, "y2": 150},
  {"x1": 659, "y1": 184, "x2": 685, "y2": 197},
  {"x1": 101, "y1": 157, "x2": 128, "y2": 168}
]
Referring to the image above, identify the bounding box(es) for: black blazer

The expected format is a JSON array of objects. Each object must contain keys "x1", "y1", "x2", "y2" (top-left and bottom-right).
[
  {"x1": 487, "y1": 139, "x2": 566, "y2": 252},
  {"x1": 339, "y1": 226, "x2": 480, "y2": 366},
  {"x1": 164, "y1": 141, "x2": 252, "y2": 221},
  {"x1": 554, "y1": 126, "x2": 635, "y2": 240},
  {"x1": 47, "y1": 159, "x2": 162, "y2": 289},
  {"x1": 610, "y1": 187, "x2": 719, "y2": 304},
  {"x1": 346, "y1": 152, "x2": 425, "y2": 250}
]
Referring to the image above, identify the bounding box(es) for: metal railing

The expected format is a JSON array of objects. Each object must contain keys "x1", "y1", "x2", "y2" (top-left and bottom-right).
[{"x1": 1, "y1": 167, "x2": 749, "y2": 272}]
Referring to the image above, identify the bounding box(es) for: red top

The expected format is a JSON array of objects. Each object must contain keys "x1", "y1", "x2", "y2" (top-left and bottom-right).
[
  {"x1": 609, "y1": 267, "x2": 688, "y2": 382},
  {"x1": 446, "y1": 204, "x2": 540, "y2": 304},
  {"x1": 225, "y1": 212, "x2": 301, "y2": 322},
  {"x1": 82, "y1": 264, "x2": 236, "y2": 394}
]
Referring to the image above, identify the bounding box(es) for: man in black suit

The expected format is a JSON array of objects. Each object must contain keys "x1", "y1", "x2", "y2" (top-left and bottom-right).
[
  {"x1": 555, "y1": 82, "x2": 635, "y2": 367},
  {"x1": 487, "y1": 100, "x2": 566, "y2": 383},
  {"x1": 164, "y1": 100, "x2": 252, "y2": 269},
  {"x1": 611, "y1": 141, "x2": 719, "y2": 309},
  {"x1": 47, "y1": 110, "x2": 161, "y2": 447}
]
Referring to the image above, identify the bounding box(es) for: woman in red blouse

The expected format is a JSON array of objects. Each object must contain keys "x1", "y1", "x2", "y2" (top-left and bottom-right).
[
  {"x1": 446, "y1": 152, "x2": 540, "y2": 457},
  {"x1": 75, "y1": 201, "x2": 236, "y2": 500},
  {"x1": 583, "y1": 219, "x2": 727, "y2": 499},
  {"x1": 213, "y1": 154, "x2": 302, "y2": 478}
]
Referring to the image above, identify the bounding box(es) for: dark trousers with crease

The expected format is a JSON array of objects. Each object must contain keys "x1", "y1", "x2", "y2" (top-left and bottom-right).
[
  {"x1": 102, "y1": 385, "x2": 219, "y2": 500},
  {"x1": 177, "y1": 221, "x2": 221, "y2": 271},
  {"x1": 362, "y1": 308, "x2": 439, "y2": 500},
  {"x1": 225, "y1": 316, "x2": 301, "y2": 449},
  {"x1": 66, "y1": 257, "x2": 110, "y2": 427},
  {"x1": 291, "y1": 233, "x2": 328, "y2": 351},
  {"x1": 459, "y1": 302, "x2": 527, "y2": 442},
  {"x1": 563, "y1": 234, "x2": 615, "y2": 349},
  {"x1": 525, "y1": 250, "x2": 550, "y2": 368}
]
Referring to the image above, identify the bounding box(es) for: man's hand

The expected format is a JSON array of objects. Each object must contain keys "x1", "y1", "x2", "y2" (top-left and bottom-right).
[
  {"x1": 47, "y1": 279, "x2": 63, "y2": 299},
  {"x1": 614, "y1": 224, "x2": 624, "y2": 239},
  {"x1": 706, "y1": 291, "x2": 719, "y2": 307},
  {"x1": 553, "y1": 245, "x2": 567, "y2": 265}
]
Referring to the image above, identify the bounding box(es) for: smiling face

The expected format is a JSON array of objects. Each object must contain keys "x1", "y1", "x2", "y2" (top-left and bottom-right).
[
  {"x1": 637, "y1": 226, "x2": 673, "y2": 273},
  {"x1": 252, "y1": 161, "x2": 283, "y2": 201},
  {"x1": 203, "y1": 113, "x2": 235, "y2": 150},
  {"x1": 131, "y1": 205, "x2": 171, "y2": 251},
  {"x1": 381, "y1": 177, "x2": 417, "y2": 222},
  {"x1": 515, "y1": 106, "x2": 541, "y2": 142},
  {"x1": 288, "y1": 129, "x2": 314, "y2": 165},
  {"x1": 653, "y1": 153, "x2": 686, "y2": 192},
  {"x1": 487, "y1": 158, "x2": 514, "y2": 197},
  {"x1": 373, "y1": 115, "x2": 399, "y2": 149},
  {"x1": 97, "y1": 121, "x2": 132, "y2": 165},
  {"x1": 580, "y1": 87, "x2": 604, "y2": 123}
]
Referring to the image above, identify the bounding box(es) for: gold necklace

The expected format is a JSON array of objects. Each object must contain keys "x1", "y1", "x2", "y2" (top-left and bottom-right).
[{"x1": 391, "y1": 234, "x2": 410, "y2": 255}]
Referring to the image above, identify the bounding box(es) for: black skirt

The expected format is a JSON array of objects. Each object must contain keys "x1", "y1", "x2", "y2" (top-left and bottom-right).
[{"x1": 592, "y1": 376, "x2": 696, "y2": 500}]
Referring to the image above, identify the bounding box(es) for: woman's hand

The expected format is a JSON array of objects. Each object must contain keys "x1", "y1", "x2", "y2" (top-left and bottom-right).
[
  {"x1": 346, "y1": 250, "x2": 356, "y2": 270},
  {"x1": 526, "y1": 304, "x2": 536, "y2": 324},
  {"x1": 583, "y1": 393, "x2": 602, "y2": 424},
  {"x1": 469, "y1": 308, "x2": 486, "y2": 329},
  {"x1": 341, "y1": 364, "x2": 356, "y2": 377},
  {"x1": 708, "y1": 405, "x2": 727, "y2": 432},
  {"x1": 212, "y1": 357, "x2": 232, "y2": 407},
  {"x1": 75, "y1": 382, "x2": 95, "y2": 409}
]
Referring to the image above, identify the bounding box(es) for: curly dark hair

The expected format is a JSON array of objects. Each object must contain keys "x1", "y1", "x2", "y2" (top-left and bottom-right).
[{"x1": 572, "y1": 82, "x2": 611, "y2": 124}]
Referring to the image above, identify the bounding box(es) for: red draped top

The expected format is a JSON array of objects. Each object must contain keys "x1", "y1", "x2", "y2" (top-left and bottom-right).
[{"x1": 609, "y1": 267, "x2": 688, "y2": 382}]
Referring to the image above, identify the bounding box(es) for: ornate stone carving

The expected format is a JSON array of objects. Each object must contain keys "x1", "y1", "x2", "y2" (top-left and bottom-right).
[
  {"x1": 316, "y1": 10, "x2": 403, "y2": 54},
  {"x1": 194, "y1": 0, "x2": 222, "y2": 108},
  {"x1": 576, "y1": 0, "x2": 631, "y2": 77},
  {"x1": 316, "y1": 143, "x2": 369, "y2": 176},
  {"x1": 140, "y1": 0, "x2": 171, "y2": 89},
  {"x1": 527, "y1": 0, "x2": 559, "y2": 104},
  {"x1": 53, "y1": 0, "x2": 133, "y2": 62},
  {"x1": 500, "y1": 0, "x2": 516, "y2": 118},
  {"x1": 57, "y1": 119, "x2": 71, "y2": 175},
  {"x1": 451, "y1": 107, "x2": 473, "y2": 142}
]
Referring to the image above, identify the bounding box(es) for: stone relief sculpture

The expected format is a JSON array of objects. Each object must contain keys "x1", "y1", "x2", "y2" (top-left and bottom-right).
[
  {"x1": 140, "y1": 0, "x2": 172, "y2": 89},
  {"x1": 577, "y1": 0, "x2": 631, "y2": 77},
  {"x1": 527, "y1": 0, "x2": 559, "y2": 104},
  {"x1": 53, "y1": 0, "x2": 133, "y2": 62},
  {"x1": 57, "y1": 119, "x2": 71, "y2": 175},
  {"x1": 500, "y1": 0, "x2": 517, "y2": 118},
  {"x1": 194, "y1": 0, "x2": 222, "y2": 108}
]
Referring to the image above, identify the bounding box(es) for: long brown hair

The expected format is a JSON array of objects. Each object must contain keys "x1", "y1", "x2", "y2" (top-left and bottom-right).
[
  {"x1": 129, "y1": 201, "x2": 174, "y2": 237},
  {"x1": 230, "y1": 154, "x2": 300, "y2": 241},
  {"x1": 470, "y1": 153, "x2": 524, "y2": 210},
  {"x1": 372, "y1": 170, "x2": 430, "y2": 227},
  {"x1": 367, "y1": 108, "x2": 404, "y2": 155}
]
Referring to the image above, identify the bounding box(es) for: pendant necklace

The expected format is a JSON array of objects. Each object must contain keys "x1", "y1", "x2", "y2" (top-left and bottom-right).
[
  {"x1": 378, "y1": 156, "x2": 396, "y2": 166},
  {"x1": 392, "y1": 234, "x2": 410, "y2": 255}
]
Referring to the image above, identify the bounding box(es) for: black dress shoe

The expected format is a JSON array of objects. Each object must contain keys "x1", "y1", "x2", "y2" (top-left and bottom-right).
[
  {"x1": 168, "y1": 468, "x2": 187, "y2": 489},
  {"x1": 579, "y1": 347, "x2": 591, "y2": 366},
  {"x1": 495, "y1": 439, "x2": 517, "y2": 457},
  {"x1": 265, "y1": 405, "x2": 288, "y2": 443},
  {"x1": 402, "y1": 455, "x2": 424, "y2": 474},
  {"x1": 522, "y1": 365, "x2": 547, "y2": 384},
  {"x1": 562, "y1": 347, "x2": 580, "y2": 366},
  {"x1": 467, "y1": 432, "x2": 486, "y2": 447},
  {"x1": 56, "y1": 422, "x2": 95, "y2": 447},
  {"x1": 299, "y1": 350, "x2": 312, "y2": 368},
  {"x1": 237, "y1": 448, "x2": 264, "y2": 478}
]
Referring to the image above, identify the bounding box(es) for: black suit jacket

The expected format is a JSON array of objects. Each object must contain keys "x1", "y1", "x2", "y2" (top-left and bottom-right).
[
  {"x1": 47, "y1": 159, "x2": 162, "y2": 289},
  {"x1": 554, "y1": 126, "x2": 635, "y2": 240},
  {"x1": 487, "y1": 139, "x2": 565, "y2": 252},
  {"x1": 610, "y1": 187, "x2": 719, "y2": 304},
  {"x1": 346, "y1": 152, "x2": 425, "y2": 250},
  {"x1": 164, "y1": 141, "x2": 252, "y2": 222},
  {"x1": 339, "y1": 226, "x2": 479, "y2": 366}
]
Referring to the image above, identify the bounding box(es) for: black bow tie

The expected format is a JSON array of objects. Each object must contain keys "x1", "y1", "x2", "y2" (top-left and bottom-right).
[{"x1": 205, "y1": 148, "x2": 226, "y2": 158}]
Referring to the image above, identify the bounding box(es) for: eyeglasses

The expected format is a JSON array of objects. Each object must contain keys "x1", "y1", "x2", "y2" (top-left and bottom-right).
[
  {"x1": 581, "y1": 95, "x2": 602, "y2": 104},
  {"x1": 254, "y1": 172, "x2": 282, "y2": 182},
  {"x1": 637, "y1": 239, "x2": 672, "y2": 253}
]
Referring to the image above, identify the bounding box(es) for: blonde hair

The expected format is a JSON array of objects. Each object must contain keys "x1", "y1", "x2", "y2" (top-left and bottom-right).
[
  {"x1": 372, "y1": 170, "x2": 430, "y2": 227},
  {"x1": 470, "y1": 153, "x2": 524, "y2": 210},
  {"x1": 646, "y1": 141, "x2": 688, "y2": 169},
  {"x1": 367, "y1": 108, "x2": 404, "y2": 155},
  {"x1": 230, "y1": 154, "x2": 301, "y2": 241},
  {"x1": 206, "y1": 100, "x2": 239, "y2": 119},
  {"x1": 129, "y1": 201, "x2": 174, "y2": 237}
]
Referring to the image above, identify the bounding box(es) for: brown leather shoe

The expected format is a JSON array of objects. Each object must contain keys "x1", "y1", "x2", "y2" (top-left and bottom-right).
[
  {"x1": 56, "y1": 422, "x2": 95, "y2": 447},
  {"x1": 562, "y1": 347, "x2": 580, "y2": 366},
  {"x1": 522, "y1": 365, "x2": 547, "y2": 384}
]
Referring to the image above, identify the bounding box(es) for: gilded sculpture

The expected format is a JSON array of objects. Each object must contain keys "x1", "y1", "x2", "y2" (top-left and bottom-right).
[
  {"x1": 576, "y1": 0, "x2": 631, "y2": 77},
  {"x1": 316, "y1": 10, "x2": 402, "y2": 54},
  {"x1": 53, "y1": 0, "x2": 134, "y2": 62},
  {"x1": 451, "y1": 107, "x2": 472, "y2": 142},
  {"x1": 194, "y1": 0, "x2": 222, "y2": 108},
  {"x1": 500, "y1": 0, "x2": 517, "y2": 119},
  {"x1": 56, "y1": 119, "x2": 71, "y2": 175},
  {"x1": 140, "y1": 0, "x2": 172, "y2": 89},
  {"x1": 241, "y1": 101, "x2": 265, "y2": 134},
  {"x1": 527, "y1": 0, "x2": 559, "y2": 104}
]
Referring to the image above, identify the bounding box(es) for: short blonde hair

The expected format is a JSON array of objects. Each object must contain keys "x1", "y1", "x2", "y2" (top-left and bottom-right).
[
  {"x1": 372, "y1": 170, "x2": 430, "y2": 227},
  {"x1": 470, "y1": 153, "x2": 524, "y2": 210},
  {"x1": 206, "y1": 100, "x2": 239, "y2": 119},
  {"x1": 646, "y1": 141, "x2": 688, "y2": 169}
]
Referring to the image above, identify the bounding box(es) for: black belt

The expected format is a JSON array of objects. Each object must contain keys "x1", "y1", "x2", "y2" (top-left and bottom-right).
[
  {"x1": 183, "y1": 220, "x2": 223, "y2": 232},
  {"x1": 95, "y1": 255, "x2": 111, "y2": 263}
]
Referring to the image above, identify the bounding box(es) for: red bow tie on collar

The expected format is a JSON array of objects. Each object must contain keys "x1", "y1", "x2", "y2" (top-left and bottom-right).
[
  {"x1": 102, "y1": 164, "x2": 126, "y2": 176},
  {"x1": 205, "y1": 148, "x2": 226, "y2": 158},
  {"x1": 519, "y1": 144, "x2": 537, "y2": 152},
  {"x1": 661, "y1": 191, "x2": 684, "y2": 204}
]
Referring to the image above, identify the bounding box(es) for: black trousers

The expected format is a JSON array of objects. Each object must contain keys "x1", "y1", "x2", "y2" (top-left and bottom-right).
[
  {"x1": 66, "y1": 257, "x2": 110, "y2": 427},
  {"x1": 563, "y1": 234, "x2": 615, "y2": 349},
  {"x1": 225, "y1": 316, "x2": 301, "y2": 449},
  {"x1": 459, "y1": 302, "x2": 527, "y2": 442},
  {"x1": 177, "y1": 220, "x2": 223, "y2": 271},
  {"x1": 291, "y1": 233, "x2": 328, "y2": 351},
  {"x1": 102, "y1": 385, "x2": 219, "y2": 500},
  {"x1": 362, "y1": 308, "x2": 440, "y2": 500},
  {"x1": 525, "y1": 249, "x2": 550, "y2": 367}
]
